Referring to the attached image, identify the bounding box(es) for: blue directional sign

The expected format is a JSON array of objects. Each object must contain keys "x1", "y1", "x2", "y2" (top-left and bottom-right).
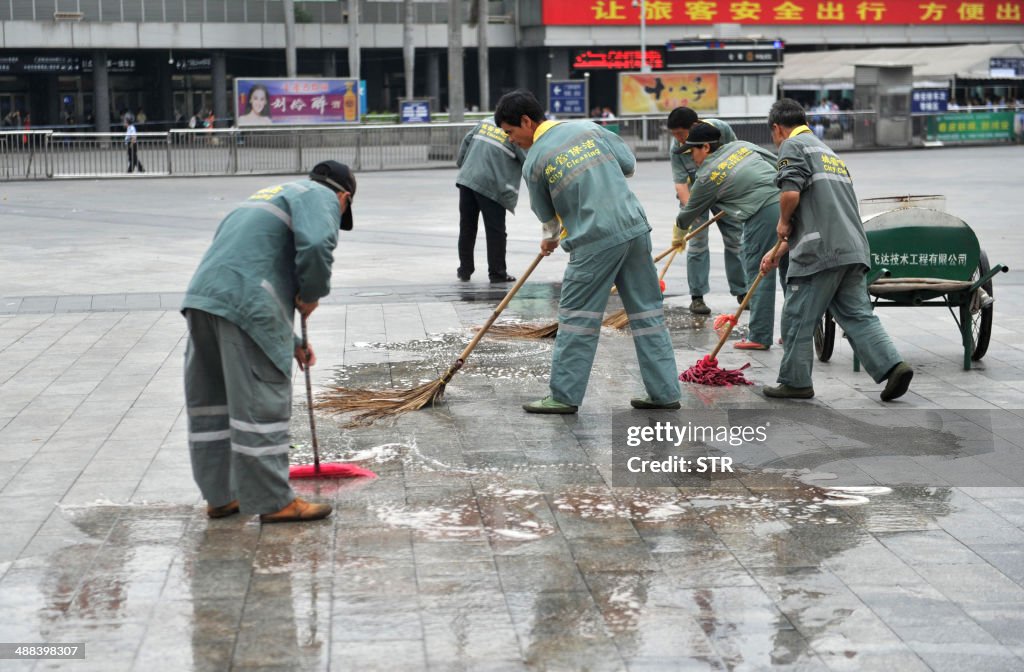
[
  {"x1": 400, "y1": 100, "x2": 431, "y2": 123},
  {"x1": 547, "y1": 79, "x2": 588, "y2": 117}
]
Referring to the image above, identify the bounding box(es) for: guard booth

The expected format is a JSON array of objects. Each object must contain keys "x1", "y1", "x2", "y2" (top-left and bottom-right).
[{"x1": 854, "y1": 64, "x2": 913, "y2": 148}]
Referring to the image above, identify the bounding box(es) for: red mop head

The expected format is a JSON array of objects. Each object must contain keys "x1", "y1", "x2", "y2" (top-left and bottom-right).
[
  {"x1": 289, "y1": 463, "x2": 378, "y2": 479},
  {"x1": 713, "y1": 314, "x2": 738, "y2": 337},
  {"x1": 679, "y1": 354, "x2": 755, "y2": 387},
  {"x1": 659, "y1": 279, "x2": 666, "y2": 293}
]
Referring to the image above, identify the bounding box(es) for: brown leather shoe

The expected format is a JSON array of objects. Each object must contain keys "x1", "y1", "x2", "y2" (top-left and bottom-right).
[
  {"x1": 207, "y1": 500, "x2": 240, "y2": 519},
  {"x1": 260, "y1": 497, "x2": 333, "y2": 524}
]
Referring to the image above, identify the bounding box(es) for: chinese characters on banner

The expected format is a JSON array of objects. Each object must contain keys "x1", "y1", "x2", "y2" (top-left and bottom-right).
[
  {"x1": 543, "y1": 0, "x2": 1024, "y2": 25},
  {"x1": 619, "y1": 72, "x2": 719, "y2": 115},
  {"x1": 234, "y1": 78, "x2": 360, "y2": 126}
]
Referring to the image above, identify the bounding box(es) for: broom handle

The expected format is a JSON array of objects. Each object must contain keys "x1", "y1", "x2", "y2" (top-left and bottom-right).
[
  {"x1": 650, "y1": 211, "x2": 724, "y2": 264},
  {"x1": 709, "y1": 238, "x2": 786, "y2": 361},
  {"x1": 455, "y1": 252, "x2": 547, "y2": 364},
  {"x1": 659, "y1": 246, "x2": 680, "y2": 283},
  {"x1": 301, "y1": 315, "x2": 321, "y2": 473}
]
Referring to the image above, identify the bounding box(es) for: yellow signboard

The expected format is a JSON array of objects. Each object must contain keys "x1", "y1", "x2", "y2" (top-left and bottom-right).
[{"x1": 618, "y1": 72, "x2": 718, "y2": 115}]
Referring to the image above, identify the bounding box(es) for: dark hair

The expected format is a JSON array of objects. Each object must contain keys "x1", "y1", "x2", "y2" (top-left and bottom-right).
[
  {"x1": 494, "y1": 90, "x2": 545, "y2": 127},
  {"x1": 245, "y1": 83, "x2": 272, "y2": 117},
  {"x1": 769, "y1": 98, "x2": 806, "y2": 129},
  {"x1": 667, "y1": 107, "x2": 699, "y2": 130}
]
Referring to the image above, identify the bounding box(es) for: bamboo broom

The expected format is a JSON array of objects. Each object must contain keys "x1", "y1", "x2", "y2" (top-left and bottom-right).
[
  {"x1": 602, "y1": 210, "x2": 726, "y2": 330},
  {"x1": 485, "y1": 244, "x2": 680, "y2": 339},
  {"x1": 317, "y1": 253, "x2": 547, "y2": 427}
]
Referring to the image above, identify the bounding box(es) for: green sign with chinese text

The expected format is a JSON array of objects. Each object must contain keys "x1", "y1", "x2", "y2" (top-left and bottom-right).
[{"x1": 927, "y1": 112, "x2": 1014, "y2": 142}]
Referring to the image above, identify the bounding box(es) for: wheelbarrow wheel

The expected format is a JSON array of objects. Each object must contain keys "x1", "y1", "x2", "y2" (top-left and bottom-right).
[
  {"x1": 814, "y1": 310, "x2": 836, "y2": 362},
  {"x1": 966, "y1": 250, "x2": 994, "y2": 361}
]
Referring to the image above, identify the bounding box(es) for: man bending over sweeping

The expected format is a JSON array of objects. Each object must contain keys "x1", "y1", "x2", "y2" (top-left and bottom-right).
[
  {"x1": 181, "y1": 161, "x2": 356, "y2": 522},
  {"x1": 495, "y1": 89, "x2": 681, "y2": 414},
  {"x1": 759, "y1": 99, "x2": 913, "y2": 401}
]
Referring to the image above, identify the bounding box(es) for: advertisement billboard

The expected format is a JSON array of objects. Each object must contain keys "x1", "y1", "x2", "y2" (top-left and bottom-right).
[
  {"x1": 619, "y1": 72, "x2": 718, "y2": 116},
  {"x1": 234, "y1": 78, "x2": 360, "y2": 126}
]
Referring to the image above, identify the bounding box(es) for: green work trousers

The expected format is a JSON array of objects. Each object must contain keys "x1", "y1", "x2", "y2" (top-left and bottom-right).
[
  {"x1": 685, "y1": 208, "x2": 747, "y2": 298},
  {"x1": 184, "y1": 309, "x2": 296, "y2": 515},
  {"x1": 550, "y1": 234, "x2": 681, "y2": 406},
  {"x1": 779, "y1": 264, "x2": 902, "y2": 388},
  {"x1": 741, "y1": 201, "x2": 788, "y2": 347}
]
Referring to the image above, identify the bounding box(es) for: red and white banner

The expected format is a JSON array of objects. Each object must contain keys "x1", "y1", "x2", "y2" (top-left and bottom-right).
[{"x1": 543, "y1": 0, "x2": 1023, "y2": 25}]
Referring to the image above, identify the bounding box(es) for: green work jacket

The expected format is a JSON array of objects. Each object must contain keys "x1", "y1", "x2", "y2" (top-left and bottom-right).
[
  {"x1": 183, "y1": 180, "x2": 340, "y2": 375},
  {"x1": 524, "y1": 120, "x2": 650, "y2": 256},
  {"x1": 456, "y1": 120, "x2": 527, "y2": 212},
  {"x1": 775, "y1": 126, "x2": 870, "y2": 278},
  {"x1": 676, "y1": 140, "x2": 780, "y2": 230}
]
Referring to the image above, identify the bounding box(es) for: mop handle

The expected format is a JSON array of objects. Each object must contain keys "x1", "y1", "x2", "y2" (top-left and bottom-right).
[
  {"x1": 709, "y1": 237, "x2": 786, "y2": 361},
  {"x1": 456, "y1": 252, "x2": 547, "y2": 363},
  {"x1": 300, "y1": 315, "x2": 321, "y2": 472}
]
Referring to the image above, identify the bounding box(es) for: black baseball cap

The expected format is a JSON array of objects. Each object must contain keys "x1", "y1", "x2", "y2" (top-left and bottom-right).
[
  {"x1": 684, "y1": 122, "x2": 722, "y2": 146},
  {"x1": 309, "y1": 161, "x2": 357, "y2": 230}
]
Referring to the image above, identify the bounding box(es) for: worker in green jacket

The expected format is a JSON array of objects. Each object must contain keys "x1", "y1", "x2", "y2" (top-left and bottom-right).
[
  {"x1": 673, "y1": 122, "x2": 788, "y2": 350},
  {"x1": 455, "y1": 120, "x2": 527, "y2": 283},
  {"x1": 667, "y1": 107, "x2": 746, "y2": 315},
  {"x1": 182, "y1": 161, "x2": 356, "y2": 523},
  {"x1": 495, "y1": 90, "x2": 680, "y2": 413},
  {"x1": 760, "y1": 99, "x2": 913, "y2": 401}
]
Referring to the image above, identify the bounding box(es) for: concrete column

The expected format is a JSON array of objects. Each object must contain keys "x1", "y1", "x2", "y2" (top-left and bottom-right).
[
  {"x1": 212, "y1": 51, "x2": 227, "y2": 127},
  {"x1": 93, "y1": 49, "x2": 110, "y2": 132},
  {"x1": 550, "y1": 49, "x2": 570, "y2": 80},
  {"x1": 477, "y1": 0, "x2": 489, "y2": 110},
  {"x1": 283, "y1": 0, "x2": 297, "y2": 78},
  {"x1": 403, "y1": 0, "x2": 415, "y2": 100},
  {"x1": 447, "y1": 0, "x2": 464, "y2": 121},
  {"x1": 348, "y1": 0, "x2": 361, "y2": 80}
]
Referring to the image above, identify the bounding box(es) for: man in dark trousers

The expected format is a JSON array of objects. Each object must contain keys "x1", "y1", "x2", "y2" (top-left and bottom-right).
[
  {"x1": 495, "y1": 90, "x2": 680, "y2": 414},
  {"x1": 760, "y1": 99, "x2": 913, "y2": 401},
  {"x1": 182, "y1": 161, "x2": 356, "y2": 523},
  {"x1": 455, "y1": 119, "x2": 527, "y2": 283}
]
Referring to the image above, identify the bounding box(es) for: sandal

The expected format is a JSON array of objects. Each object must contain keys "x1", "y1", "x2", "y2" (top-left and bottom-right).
[{"x1": 734, "y1": 340, "x2": 770, "y2": 351}]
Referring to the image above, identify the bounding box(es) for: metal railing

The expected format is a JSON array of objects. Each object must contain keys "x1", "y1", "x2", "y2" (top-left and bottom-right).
[{"x1": 13, "y1": 110, "x2": 1019, "y2": 182}]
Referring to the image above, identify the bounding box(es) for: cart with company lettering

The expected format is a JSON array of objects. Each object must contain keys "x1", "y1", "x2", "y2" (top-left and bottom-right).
[{"x1": 814, "y1": 196, "x2": 1008, "y2": 371}]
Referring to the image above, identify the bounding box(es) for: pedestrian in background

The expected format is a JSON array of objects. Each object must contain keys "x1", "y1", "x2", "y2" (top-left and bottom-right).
[
  {"x1": 495, "y1": 89, "x2": 680, "y2": 414},
  {"x1": 181, "y1": 161, "x2": 356, "y2": 523},
  {"x1": 454, "y1": 119, "x2": 526, "y2": 283},
  {"x1": 124, "y1": 112, "x2": 144, "y2": 173},
  {"x1": 666, "y1": 107, "x2": 747, "y2": 315},
  {"x1": 761, "y1": 98, "x2": 913, "y2": 401}
]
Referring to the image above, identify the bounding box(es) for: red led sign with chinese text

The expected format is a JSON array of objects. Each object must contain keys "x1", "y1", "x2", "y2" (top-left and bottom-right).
[
  {"x1": 574, "y1": 49, "x2": 666, "y2": 70},
  {"x1": 543, "y1": 0, "x2": 1023, "y2": 25}
]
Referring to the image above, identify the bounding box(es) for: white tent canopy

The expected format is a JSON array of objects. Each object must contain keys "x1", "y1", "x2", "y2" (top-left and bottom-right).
[{"x1": 778, "y1": 43, "x2": 1024, "y2": 90}]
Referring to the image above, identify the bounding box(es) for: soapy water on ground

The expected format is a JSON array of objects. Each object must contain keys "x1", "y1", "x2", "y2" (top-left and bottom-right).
[{"x1": 285, "y1": 439, "x2": 901, "y2": 543}]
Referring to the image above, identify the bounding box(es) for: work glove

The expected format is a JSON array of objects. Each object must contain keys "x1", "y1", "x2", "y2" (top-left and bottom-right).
[{"x1": 672, "y1": 221, "x2": 688, "y2": 250}]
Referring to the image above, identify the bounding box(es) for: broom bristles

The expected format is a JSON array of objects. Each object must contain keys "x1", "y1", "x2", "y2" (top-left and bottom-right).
[
  {"x1": 602, "y1": 309, "x2": 630, "y2": 329},
  {"x1": 316, "y1": 377, "x2": 447, "y2": 428},
  {"x1": 483, "y1": 322, "x2": 559, "y2": 339}
]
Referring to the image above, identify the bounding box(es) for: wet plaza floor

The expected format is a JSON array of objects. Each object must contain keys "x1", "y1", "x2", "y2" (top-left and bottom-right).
[{"x1": 2, "y1": 148, "x2": 1024, "y2": 670}]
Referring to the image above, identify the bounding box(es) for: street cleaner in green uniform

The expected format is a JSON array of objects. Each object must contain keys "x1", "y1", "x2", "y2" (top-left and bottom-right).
[
  {"x1": 673, "y1": 122, "x2": 788, "y2": 351},
  {"x1": 667, "y1": 107, "x2": 747, "y2": 315},
  {"x1": 182, "y1": 161, "x2": 356, "y2": 522},
  {"x1": 495, "y1": 90, "x2": 681, "y2": 413},
  {"x1": 760, "y1": 99, "x2": 913, "y2": 401},
  {"x1": 455, "y1": 119, "x2": 527, "y2": 282}
]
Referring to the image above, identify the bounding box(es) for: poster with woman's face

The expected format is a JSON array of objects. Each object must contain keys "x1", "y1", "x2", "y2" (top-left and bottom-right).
[{"x1": 234, "y1": 78, "x2": 361, "y2": 126}]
